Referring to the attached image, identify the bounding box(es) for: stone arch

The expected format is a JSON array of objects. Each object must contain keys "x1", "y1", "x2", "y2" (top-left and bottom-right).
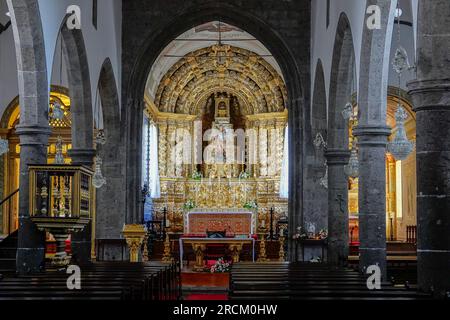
[
  {"x1": 325, "y1": 13, "x2": 356, "y2": 267},
  {"x1": 328, "y1": 13, "x2": 355, "y2": 149},
  {"x1": 302, "y1": 59, "x2": 328, "y2": 239},
  {"x1": 95, "y1": 58, "x2": 125, "y2": 259},
  {"x1": 354, "y1": 0, "x2": 399, "y2": 278},
  {"x1": 6, "y1": 0, "x2": 51, "y2": 274},
  {"x1": 57, "y1": 20, "x2": 95, "y2": 165},
  {"x1": 122, "y1": 3, "x2": 305, "y2": 253},
  {"x1": 312, "y1": 60, "x2": 327, "y2": 142}
]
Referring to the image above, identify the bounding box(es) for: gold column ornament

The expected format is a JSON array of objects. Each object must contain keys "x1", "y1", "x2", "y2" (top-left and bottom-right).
[
  {"x1": 259, "y1": 122, "x2": 268, "y2": 177},
  {"x1": 122, "y1": 224, "x2": 147, "y2": 263},
  {"x1": 158, "y1": 121, "x2": 168, "y2": 177},
  {"x1": 257, "y1": 229, "x2": 269, "y2": 262},
  {"x1": 166, "y1": 121, "x2": 176, "y2": 177},
  {"x1": 142, "y1": 232, "x2": 149, "y2": 262},
  {"x1": 162, "y1": 232, "x2": 173, "y2": 263},
  {"x1": 229, "y1": 243, "x2": 244, "y2": 263},
  {"x1": 278, "y1": 236, "x2": 285, "y2": 262}
]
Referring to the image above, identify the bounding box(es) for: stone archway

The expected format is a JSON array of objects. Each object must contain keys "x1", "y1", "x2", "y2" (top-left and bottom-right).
[
  {"x1": 6, "y1": 0, "x2": 51, "y2": 274},
  {"x1": 354, "y1": 0, "x2": 398, "y2": 278},
  {"x1": 59, "y1": 23, "x2": 95, "y2": 166},
  {"x1": 121, "y1": 1, "x2": 309, "y2": 261},
  {"x1": 95, "y1": 58, "x2": 125, "y2": 260},
  {"x1": 326, "y1": 13, "x2": 356, "y2": 268},
  {"x1": 302, "y1": 59, "x2": 328, "y2": 257}
]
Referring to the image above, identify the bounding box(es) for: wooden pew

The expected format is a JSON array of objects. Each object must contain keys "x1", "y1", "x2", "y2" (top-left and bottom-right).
[
  {"x1": 229, "y1": 262, "x2": 431, "y2": 300},
  {"x1": 0, "y1": 261, "x2": 181, "y2": 301}
]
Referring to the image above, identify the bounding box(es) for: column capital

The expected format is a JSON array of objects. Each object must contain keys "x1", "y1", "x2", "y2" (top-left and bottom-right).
[
  {"x1": 408, "y1": 79, "x2": 450, "y2": 112},
  {"x1": 324, "y1": 148, "x2": 350, "y2": 166},
  {"x1": 68, "y1": 148, "x2": 96, "y2": 166},
  {"x1": 353, "y1": 125, "x2": 391, "y2": 147},
  {"x1": 15, "y1": 124, "x2": 51, "y2": 145}
]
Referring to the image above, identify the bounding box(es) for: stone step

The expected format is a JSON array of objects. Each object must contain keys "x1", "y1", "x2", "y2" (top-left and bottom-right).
[
  {"x1": 0, "y1": 258, "x2": 16, "y2": 270},
  {"x1": 0, "y1": 247, "x2": 17, "y2": 259}
]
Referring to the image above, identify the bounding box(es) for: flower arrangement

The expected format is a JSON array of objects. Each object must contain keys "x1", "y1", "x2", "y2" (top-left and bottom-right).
[
  {"x1": 243, "y1": 200, "x2": 258, "y2": 210},
  {"x1": 210, "y1": 258, "x2": 231, "y2": 273},
  {"x1": 238, "y1": 171, "x2": 251, "y2": 179},
  {"x1": 191, "y1": 171, "x2": 203, "y2": 180},
  {"x1": 292, "y1": 226, "x2": 308, "y2": 240},
  {"x1": 183, "y1": 199, "x2": 196, "y2": 210},
  {"x1": 318, "y1": 229, "x2": 328, "y2": 240}
]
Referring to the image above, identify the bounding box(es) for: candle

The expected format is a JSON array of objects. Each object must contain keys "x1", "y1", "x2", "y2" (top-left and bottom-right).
[
  {"x1": 261, "y1": 220, "x2": 265, "y2": 228},
  {"x1": 166, "y1": 218, "x2": 171, "y2": 228}
]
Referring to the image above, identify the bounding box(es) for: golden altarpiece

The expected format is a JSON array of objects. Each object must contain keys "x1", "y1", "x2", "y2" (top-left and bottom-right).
[{"x1": 145, "y1": 45, "x2": 289, "y2": 236}]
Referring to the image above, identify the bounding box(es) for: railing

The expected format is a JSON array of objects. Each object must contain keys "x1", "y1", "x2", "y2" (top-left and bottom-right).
[
  {"x1": 406, "y1": 225, "x2": 417, "y2": 244},
  {"x1": 1, "y1": 188, "x2": 19, "y2": 235}
]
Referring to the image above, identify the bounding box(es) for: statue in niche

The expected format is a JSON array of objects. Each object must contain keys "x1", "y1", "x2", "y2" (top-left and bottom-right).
[{"x1": 217, "y1": 101, "x2": 228, "y2": 117}]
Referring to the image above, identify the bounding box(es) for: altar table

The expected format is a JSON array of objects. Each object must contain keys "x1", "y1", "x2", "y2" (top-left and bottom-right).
[{"x1": 179, "y1": 237, "x2": 255, "y2": 271}]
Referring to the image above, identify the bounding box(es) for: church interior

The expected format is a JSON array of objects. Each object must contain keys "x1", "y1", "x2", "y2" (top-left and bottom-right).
[{"x1": 0, "y1": 0, "x2": 448, "y2": 302}]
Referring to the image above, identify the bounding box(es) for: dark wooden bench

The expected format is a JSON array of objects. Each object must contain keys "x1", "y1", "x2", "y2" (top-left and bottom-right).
[
  {"x1": 0, "y1": 261, "x2": 181, "y2": 300},
  {"x1": 229, "y1": 262, "x2": 431, "y2": 300}
]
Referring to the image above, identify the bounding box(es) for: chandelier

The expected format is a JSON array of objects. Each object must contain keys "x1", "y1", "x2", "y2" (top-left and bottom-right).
[
  {"x1": 95, "y1": 129, "x2": 106, "y2": 145},
  {"x1": 319, "y1": 163, "x2": 328, "y2": 189},
  {"x1": 92, "y1": 156, "x2": 106, "y2": 188},
  {"x1": 344, "y1": 139, "x2": 359, "y2": 178},
  {"x1": 313, "y1": 132, "x2": 327, "y2": 150},
  {"x1": 387, "y1": 105, "x2": 415, "y2": 160},
  {"x1": 341, "y1": 102, "x2": 354, "y2": 120},
  {"x1": 388, "y1": 1, "x2": 415, "y2": 161},
  {"x1": 54, "y1": 136, "x2": 65, "y2": 164}
]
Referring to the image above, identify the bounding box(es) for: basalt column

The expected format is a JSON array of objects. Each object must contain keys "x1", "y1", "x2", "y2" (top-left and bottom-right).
[
  {"x1": 353, "y1": 126, "x2": 391, "y2": 279},
  {"x1": 69, "y1": 150, "x2": 95, "y2": 265},
  {"x1": 408, "y1": 0, "x2": 450, "y2": 297},
  {"x1": 325, "y1": 149, "x2": 350, "y2": 267},
  {"x1": 16, "y1": 126, "x2": 51, "y2": 274}
]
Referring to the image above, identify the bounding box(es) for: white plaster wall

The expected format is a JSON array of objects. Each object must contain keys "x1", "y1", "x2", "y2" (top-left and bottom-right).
[
  {"x1": 0, "y1": 0, "x2": 18, "y2": 116},
  {"x1": 311, "y1": 0, "x2": 418, "y2": 117},
  {"x1": 38, "y1": 0, "x2": 122, "y2": 116},
  {"x1": 0, "y1": 0, "x2": 122, "y2": 121}
]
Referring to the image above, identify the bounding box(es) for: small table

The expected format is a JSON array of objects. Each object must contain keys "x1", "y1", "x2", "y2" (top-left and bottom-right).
[
  {"x1": 298, "y1": 239, "x2": 327, "y2": 262},
  {"x1": 179, "y1": 237, "x2": 255, "y2": 271}
]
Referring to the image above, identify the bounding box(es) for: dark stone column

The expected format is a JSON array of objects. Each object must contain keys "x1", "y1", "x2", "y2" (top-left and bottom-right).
[
  {"x1": 16, "y1": 125, "x2": 51, "y2": 274},
  {"x1": 407, "y1": 0, "x2": 450, "y2": 298},
  {"x1": 353, "y1": 125, "x2": 390, "y2": 279},
  {"x1": 68, "y1": 149, "x2": 96, "y2": 167},
  {"x1": 68, "y1": 149, "x2": 96, "y2": 265},
  {"x1": 325, "y1": 149, "x2": 350, "y2": 267},
  {"x1": 288, "y1": 97, "x2": 304, "y2": 262}
]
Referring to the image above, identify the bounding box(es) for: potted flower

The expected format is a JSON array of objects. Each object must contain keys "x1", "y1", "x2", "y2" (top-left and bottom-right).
[
  {"x1": 292, "y1": 226, "x2": 308, "y2": 240},
  {"x1": 243, "y1": 200, "x2": 258, "y2": 210},
  {"x1": 210, "y1": 258, "x2": 231, "y2": 273},
  {"x1": 318, "y1": 228, "x2": 328, "y2": 240},
  {"x1": 238, "y1": 171, "x2": 251, "y2": 179},
  {"x1": 183, "y1": 199, "x2": 195, "y2": 210},
  {"x1": 191, "y1": 171, "x2": 203, "y2": 180}
]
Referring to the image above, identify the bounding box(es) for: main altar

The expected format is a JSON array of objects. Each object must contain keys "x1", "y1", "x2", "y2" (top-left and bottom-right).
[
  {"x1": 147, "y1": 90, "x2": 289, "y2": 238},
  {"x1": 145, "y1": 64, "x2": 289, "y2": 264}
]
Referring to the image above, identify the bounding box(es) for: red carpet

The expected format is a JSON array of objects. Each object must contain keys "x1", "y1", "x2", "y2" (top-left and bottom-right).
[{"x1": 185, "y1": 294, "x2": 228, "y2": 300}]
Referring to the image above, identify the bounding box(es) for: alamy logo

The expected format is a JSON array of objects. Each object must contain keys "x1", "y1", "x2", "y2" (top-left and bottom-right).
[
  {"x1": 66, "y1": 265, "x2": 81, "y2": 290},
  {"x1": 366, "y1": 264, "x2": 381, "y2": 290},
  {"x1": 366, "y1": 5, "x2": 381, "y2": 30},
  {"x1": 66, "y1": 5, "x2": 81, "y2": 30}
]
